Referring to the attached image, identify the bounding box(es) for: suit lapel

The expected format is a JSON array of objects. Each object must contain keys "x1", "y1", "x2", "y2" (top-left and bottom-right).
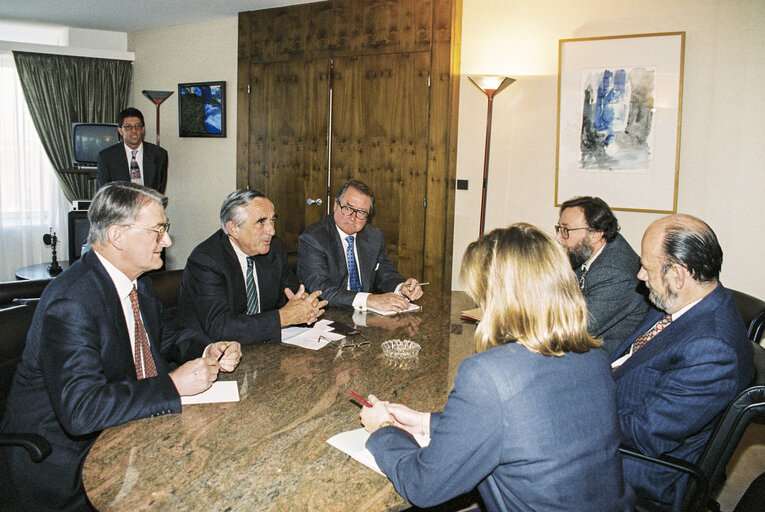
[
  {"x1": 355, "y1": 228, "x2": 374, "y2": 292},
  {"x1": 84, "y1": 251, "x2": 137, "y2": 378},
  {"x1": 326, "y1": 216, "x2": 350, "y2": 287},
  {"x1": 137, "y1": 278, "x2": 170, "y2": 375},
  {"x1": 142, "y1": 144, "x2": 155, "y2": 188},
  {"x1": 219, "y1": 231, "x2": 248, "y2": 311}
]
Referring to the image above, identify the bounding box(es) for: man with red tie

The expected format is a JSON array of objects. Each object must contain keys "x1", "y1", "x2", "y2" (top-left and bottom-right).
[
  {"x1": 610, "y1": 214, "x2": 754, "y2": 510},
  {"x1": 0, "y1": 183, "x2": 241, "y2": 511}
]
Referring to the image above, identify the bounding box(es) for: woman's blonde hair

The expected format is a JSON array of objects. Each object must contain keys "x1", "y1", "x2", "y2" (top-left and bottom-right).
[{"x1": 460, "y1": 223, "x2": 601, "y2": 356}]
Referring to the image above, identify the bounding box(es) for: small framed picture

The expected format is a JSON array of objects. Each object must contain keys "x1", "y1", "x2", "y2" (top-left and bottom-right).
[{"x1": 178, "y1": 81, "x2": 226, "y2": 137}]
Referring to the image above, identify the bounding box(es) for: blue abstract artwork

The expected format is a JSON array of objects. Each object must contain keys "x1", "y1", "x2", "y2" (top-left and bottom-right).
[
  {"x1": 178, "y1": 81, "x2": 226, "y2": 137},
  {"x1": 580, "y1": 67, "x2": 655, "y2": 171}
]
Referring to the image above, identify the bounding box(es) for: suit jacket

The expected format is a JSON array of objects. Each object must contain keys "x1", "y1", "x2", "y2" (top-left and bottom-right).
[
  {"x1": 367, "y1": 344, "x2": 635, "y2": 512},
  {"x1": 609, "y1": 284, "x2": 755, "y2": 511},
  {"x1": 575, "y1": 234, "x2": 651, "y2": 354},
  {"x1": 0, "y1": 250, "x2": 210, "y2": 511},
  {"x1": 177, "y1": 230, "x2": 299, "y2": 344},
  {"x1": 97, "y1": 141, "x2": 168, "y2": 194},
  {"x1": 297, "y1": 215, "x2": 404, "y2": 308}
]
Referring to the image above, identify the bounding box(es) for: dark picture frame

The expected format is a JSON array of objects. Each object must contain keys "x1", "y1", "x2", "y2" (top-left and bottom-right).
[{"x1": 178, "y1": 81, "x2": 226, "y2": 137}]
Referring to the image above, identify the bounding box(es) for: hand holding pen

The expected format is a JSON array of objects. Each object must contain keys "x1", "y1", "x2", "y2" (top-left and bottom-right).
[
  {"x1": 213, "y1": 341, "x2": 242, "y2": 372},
  {"x1": 356, "y1": 393, "x2": 396, "y2": 433},
  {"x1": 401, "y1": 278, "x2": 426, "y2": 301}
]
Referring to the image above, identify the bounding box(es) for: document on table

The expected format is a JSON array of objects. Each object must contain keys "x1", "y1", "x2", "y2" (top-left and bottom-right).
[
  {"x1": 367, "y1": 302, "x2": 421, "y2": 316},
  {"x1": 181, "y1": 380, "x2": 239, "y2": 405},
  {"x1": 282, "y1": 319, "x2": 345, "y2": 350},
  {"x1": 460, "y1": 307, "x2": 482, "y2": 322},
  {"x1": 327, "y1": 427, "x2": 430, "y2": 476}
]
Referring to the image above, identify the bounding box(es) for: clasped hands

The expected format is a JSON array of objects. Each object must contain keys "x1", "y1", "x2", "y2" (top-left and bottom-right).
[
  {"x1": 359, "y1": 394, "x2": 430, "y2": 436},
  {"x1": 280, "y1": 284, "x2": 328, "y2": 326},
  {"x1": 170, "y1": 341, "x2": 242, "y2": 397}
]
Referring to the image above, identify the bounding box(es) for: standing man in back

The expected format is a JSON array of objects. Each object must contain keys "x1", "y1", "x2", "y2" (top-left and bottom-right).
[{"x1": 97, "y1": 107, "x2": 168, "y2": 194}]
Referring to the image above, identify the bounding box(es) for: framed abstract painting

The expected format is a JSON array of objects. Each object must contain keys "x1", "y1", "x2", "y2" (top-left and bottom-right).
[
  {"x1": 555, "y1": 32, "x2": 685, "y2": 213},
  {"x1": 178, "y1": 81, "x2": 226, "y2": 137}
]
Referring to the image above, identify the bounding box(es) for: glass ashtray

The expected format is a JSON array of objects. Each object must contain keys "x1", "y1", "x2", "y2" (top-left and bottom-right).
[{"x1": 381, "y1": 339, "x2": 421, "y2": 359}]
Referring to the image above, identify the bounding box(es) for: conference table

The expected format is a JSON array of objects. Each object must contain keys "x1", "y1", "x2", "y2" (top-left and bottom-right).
[{"x1": 82, "y1": 291, "x2": 478, "y2": 511}]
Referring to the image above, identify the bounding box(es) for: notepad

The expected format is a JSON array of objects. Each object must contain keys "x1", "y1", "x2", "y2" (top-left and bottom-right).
[
  {"x1": 181, "y1": 380, "x2": 240, "y2": 405},
  {"x1": 327, "y1": 427, "x2": 430, "y2": 475},
  {"x1": 367, "y1": 302, "x2": 421, "y2": 316},
  {"x1": 460, "y1": 307, "x2": 482, "y2": 322}
]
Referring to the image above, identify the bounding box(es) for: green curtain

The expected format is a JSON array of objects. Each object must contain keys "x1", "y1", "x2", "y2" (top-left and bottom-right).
[{"x1": 12, "y1": 51, "x2": 132, "y2": 201}]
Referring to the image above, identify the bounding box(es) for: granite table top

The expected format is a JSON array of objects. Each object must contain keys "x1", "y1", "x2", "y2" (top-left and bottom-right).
[{"x1": 82, "y1": 291, "x2": 478, "y2": 511}]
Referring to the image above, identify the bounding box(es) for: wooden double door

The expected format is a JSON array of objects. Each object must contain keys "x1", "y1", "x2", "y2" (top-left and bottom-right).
[{"x1": 244, "y1": 51, "x2": 430, "y2": 280}]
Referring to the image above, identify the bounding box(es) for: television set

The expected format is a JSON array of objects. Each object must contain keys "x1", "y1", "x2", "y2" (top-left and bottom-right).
[{"x1": 71, "y1": 123, "x2": 120, "y2": 168}]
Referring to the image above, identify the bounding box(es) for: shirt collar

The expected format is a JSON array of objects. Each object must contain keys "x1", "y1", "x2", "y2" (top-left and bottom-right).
[
  {"x1": 124, "y1": 142, "x2": 143, "y2": 156},
  {"x1": 671, "y1": 297, "x2": 703, "y2": 321},
  {"x1": 582, "y1": 242, "x2": 606, "y2": 271},
  {"x1": 93, "y1": 249, "x2": 136, "y2": 300},
  {"x1": 336, "y1": 225, "x2": 356, "y2": 242}
]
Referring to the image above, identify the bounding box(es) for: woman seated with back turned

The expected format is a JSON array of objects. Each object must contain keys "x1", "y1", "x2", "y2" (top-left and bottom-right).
[{"x1": 360, "y1": 223, "x2": 635, "y2": 511}]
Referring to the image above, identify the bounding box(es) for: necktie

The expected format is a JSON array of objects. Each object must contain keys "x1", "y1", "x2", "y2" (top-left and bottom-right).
[
  {"x1": 129, "y1": 285, "x2": 157, "y2": 379},
  {"x1": 246, "y1": 257, "x2": 260, "y2": 315},
  {"x1": 631, "y1": 314, "x2": 672, "y2": 352},
  {"x1": 345, "y1": 235, "x2": 362, "y2": 292},
  {"x1": 579, "y1": 265, "x2": 588, "y2": 290},
  {"x1": 129, "y1": 150, "x2": 141, "y2": 182}
]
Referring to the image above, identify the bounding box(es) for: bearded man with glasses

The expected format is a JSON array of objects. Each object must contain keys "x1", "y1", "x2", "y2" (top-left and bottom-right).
[
  {"x1": 298, "y1": 180, "x2": 423, "y2": 312},
  {"x1": 556, "y1": 196, "x2": 650, "y2": 354},
  {"x1": 97, "y1": 107, "x2": 168, "y2": 194}
]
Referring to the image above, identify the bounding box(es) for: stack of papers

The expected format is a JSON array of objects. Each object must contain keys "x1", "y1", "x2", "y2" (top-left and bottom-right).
[
  {"x1": 282, "y1": 319, "x2": 345, "y2": 350},
  {"x1": 181, "y1": 380, "x2": 240, "y2": 405},
  {"x1": 327, "y1": 427, "x2": 430, "y2": 475},
  {"x1": 460, "y1": 307, "x2": 482, "y2": 322},
  {"x1": 367, "y1": 302, "x2": 421, "y2": 316}
]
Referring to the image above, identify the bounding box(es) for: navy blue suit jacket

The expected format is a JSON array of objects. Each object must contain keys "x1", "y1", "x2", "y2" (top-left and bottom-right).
[
  {"x1": 97, "y1": 141, "x2": 168, "y2": 194},
  {"x1": 0, "y1": 250, "x2": 210, "y2": 511},
  {"x1": 367, "y1": 344, "x2": 635, "y2": 512},
  {"x1": 177, "y1": 230, "x2": 299, "y2": 344},
  {"x1": 575, "y1": 234, "x2": 650, "y2": 354},
  {"x1": 610, "y1": 284, "x2": 754, "y2": 510},
  {"x1": 297, "y1": 215, "x2": 404, "y2": 308}
]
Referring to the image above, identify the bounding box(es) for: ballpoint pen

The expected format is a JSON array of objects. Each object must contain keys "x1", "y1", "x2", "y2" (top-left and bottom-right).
[{"x1": 349, "y1": 389, "x2": 372, "y2": 408}]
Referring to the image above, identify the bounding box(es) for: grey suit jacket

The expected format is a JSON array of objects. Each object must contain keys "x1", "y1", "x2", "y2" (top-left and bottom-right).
[
  {"x1": 297, "y1": 215, "x2": 404, "y2": 308},
  {"x1": 96, "y1": 141, "x2": 168, "y2": 194},
  {"x1": 576, "y1": 234, "x2": 651, "y2": 354}
]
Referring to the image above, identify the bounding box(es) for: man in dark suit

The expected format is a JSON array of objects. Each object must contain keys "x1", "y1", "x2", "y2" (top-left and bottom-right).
[
  {"x1": 97, "y1": 107, "x2": 168, "y2": 193},
  {"x1": 298, "y1": 180, "x2": 423, "y2": 312},
  {"x1": 556, "y1": 196, "x2": 650, "y2": 354},
  {"x1": 0, "y1": 183, "x2": 241, "y2": 511},
  {"x1": 177, "y1": 189, "x2": 326, "y2": 345},
  {"x1": 610, "y1": 214, "x2": 754, "y2": 510}
]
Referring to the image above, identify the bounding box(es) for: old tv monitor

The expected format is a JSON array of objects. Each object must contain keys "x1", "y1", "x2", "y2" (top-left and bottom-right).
[{"x1": 72, "y1": 123, "x2": 120, "y2": 168}]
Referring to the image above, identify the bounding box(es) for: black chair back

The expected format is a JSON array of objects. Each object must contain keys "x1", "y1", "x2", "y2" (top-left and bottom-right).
[
  {"x1": 731, "y1": 289, "x2": 765, "y2": 344},
  {"x1": 0, "y1": 303, "x2": 37, "y2": 414}
]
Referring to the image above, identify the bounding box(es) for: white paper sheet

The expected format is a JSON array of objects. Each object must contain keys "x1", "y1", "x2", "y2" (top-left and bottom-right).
[
  {"x1": 181, "y1": 380, "x2": 240, "y2": 405},
  {"x1": 282, "y1": 319, "x2": 345, "y2": 350},
  {"x1": 327, "y1": 427, "x2": 430, "y2": 475},
  {"x1": 367, "y1": 302, "x2": 421, "y2": 316}
]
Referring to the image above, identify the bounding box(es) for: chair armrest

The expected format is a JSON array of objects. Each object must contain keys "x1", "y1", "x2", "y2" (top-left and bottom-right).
[
  {"x1": 619, "y1": 446, "x2": 709, "y2": 512},
  {"x1": 0, "y1": 433, "x2": 52, "y2": 462}
]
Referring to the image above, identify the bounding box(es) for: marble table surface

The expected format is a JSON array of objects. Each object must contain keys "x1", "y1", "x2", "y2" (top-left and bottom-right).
[{"x1": 82, "y1": 291, "x2": 478, "y2": 511}]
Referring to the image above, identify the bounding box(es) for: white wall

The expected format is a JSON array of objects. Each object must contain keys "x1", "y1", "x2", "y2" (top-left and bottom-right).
[
  {"x1": 128, "y1": 18, "x2": 238, "y2": 269},
  {"x1": 453, "y1": 0, "x2": 765, "y2": 297}
]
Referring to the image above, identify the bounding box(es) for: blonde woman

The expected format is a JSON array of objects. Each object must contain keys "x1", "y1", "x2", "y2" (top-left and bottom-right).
[{"x1": 360, "y1": 224, "x2": 635, "y2": 511}]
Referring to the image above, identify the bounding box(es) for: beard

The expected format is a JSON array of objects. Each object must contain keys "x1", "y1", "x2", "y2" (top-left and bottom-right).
[
  {"x1": 648, "y1": 278, "x2": 678, "y2": 312},
  {"x1": 567, "y1": 238, "x2": 593, "y2": 268}
]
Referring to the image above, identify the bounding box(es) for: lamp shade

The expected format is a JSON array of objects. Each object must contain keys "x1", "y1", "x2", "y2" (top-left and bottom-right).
[{"x1": 467, "y1": 75, "x2": 516, "y2": 98}]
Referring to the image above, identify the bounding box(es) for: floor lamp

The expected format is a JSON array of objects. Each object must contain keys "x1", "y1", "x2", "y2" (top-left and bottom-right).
[
  {"x1": 467, "y1": 75, "x2": 515, "y2": 236},
  {"x1": 141, "y1": 90, "x2": 173, "y2": 146}
]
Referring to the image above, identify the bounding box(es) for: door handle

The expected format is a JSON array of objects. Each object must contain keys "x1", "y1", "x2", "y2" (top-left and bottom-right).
[{"x1": 306, "y1": 198, "x2": 323, "y2": 206}]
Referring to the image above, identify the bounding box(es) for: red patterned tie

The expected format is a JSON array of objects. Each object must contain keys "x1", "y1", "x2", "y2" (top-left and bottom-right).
[
  {"x1": 631, "y1": 314, "x2": 672, "y2": 352},
  {"x1": 129, "y1": 285, "x2": 157, "y2": 379}
]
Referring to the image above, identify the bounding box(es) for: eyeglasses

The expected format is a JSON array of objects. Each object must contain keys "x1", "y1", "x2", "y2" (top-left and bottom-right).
[
  {"x1": 120, "y1": 123, "x2": 144, "y2": 131},
  {"x1": 554, "y1": 225, "x2": 591, "y2": 239},
  {"x1": 320, "y1": 331, "x2": 370, "y2": 349},
  {"x1": 337, "y1": 203, "x2": 370, "y2": 220},
  {"x1": 126, "y1": 223, "x2": 170, "y2": 241}
]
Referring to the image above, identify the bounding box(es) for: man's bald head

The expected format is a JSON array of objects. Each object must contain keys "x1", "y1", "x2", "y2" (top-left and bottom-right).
[{"x1": 647, "y1": 214, "x2": 722, "y2": 284}]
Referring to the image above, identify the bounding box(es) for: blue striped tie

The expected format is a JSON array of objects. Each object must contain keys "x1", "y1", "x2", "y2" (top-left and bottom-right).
[
  {"x1": 246, "y1": 257, "x2": 259, "y2": 315},
  {"x1": 346, "y1": 236, "x2": 362, "y2": 292}
]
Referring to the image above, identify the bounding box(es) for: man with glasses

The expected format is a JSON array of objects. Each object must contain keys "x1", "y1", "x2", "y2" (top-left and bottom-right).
[
  {"x1": 1, "y1": 183, "x2": 241, "y2": 510},
  {"x1": 178, "y1": 189, "x2": 326, "y2": 345},
  {"x1": 556, "y1": 196, "x2": 649, "y2": 354},
  {"x1": 97, "y1": 107, "x2": 168, "y2": 194},
  {"x1": 298, "y1": 180, "x2": 423, "y2": 312}
]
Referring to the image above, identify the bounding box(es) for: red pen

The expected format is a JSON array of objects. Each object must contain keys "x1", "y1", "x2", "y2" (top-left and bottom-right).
[{"x1": 349, "y1": 390, "x2": 372, "y2": 408}]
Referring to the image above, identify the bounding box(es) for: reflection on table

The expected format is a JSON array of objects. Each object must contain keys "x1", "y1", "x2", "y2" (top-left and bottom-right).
[{"x1": 82, "y1": 291, "x2": 478, "y2": 511}]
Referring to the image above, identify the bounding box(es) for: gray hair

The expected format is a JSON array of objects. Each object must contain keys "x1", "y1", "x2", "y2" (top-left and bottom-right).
[
  {"x1": 88, "y1": 182, "x2": 167, "y2": 244},
  {"x1": 220, "y1": 189, "x2": 266, "y2": 235},
  {"x1": 335, "y1": 180, "x2": 375, "y2": 211}
]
